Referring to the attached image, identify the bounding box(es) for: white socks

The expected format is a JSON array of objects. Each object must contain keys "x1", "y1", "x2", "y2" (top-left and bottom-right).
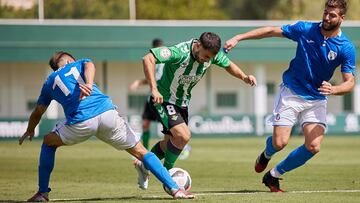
[{"x1": 270, "y1": 168, "x2": 282, "y2": 178}]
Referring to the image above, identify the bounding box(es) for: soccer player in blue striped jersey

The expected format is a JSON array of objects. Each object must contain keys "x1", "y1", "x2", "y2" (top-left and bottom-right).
[
  {"x1": 19, "y1": 51, "x2": 194, "y2": 201},
  {"x1": 225, "y1": 0, "x2": 355, "y2": 192}
]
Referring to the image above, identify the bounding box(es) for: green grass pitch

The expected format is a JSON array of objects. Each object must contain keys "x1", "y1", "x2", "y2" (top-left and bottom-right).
[{"x1": 1, "y1": 136, "x2": 360, "y2": 202}]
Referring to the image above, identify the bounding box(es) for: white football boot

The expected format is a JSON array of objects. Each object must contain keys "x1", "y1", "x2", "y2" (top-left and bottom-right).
[
  {"x1": 171, "y1": 189, "x2": 195, "y2": 199},
  {"x1": 134, "y1": 159, "x2": 150, "y2": 190}
]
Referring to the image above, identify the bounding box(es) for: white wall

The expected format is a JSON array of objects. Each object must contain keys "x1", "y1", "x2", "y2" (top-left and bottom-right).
[
  {"x1": 107, "y1": 62, "x2": 143, "y2": 115},
  {"x1": 209, "y1": 64, "x2": 252, "y2": 115},
  {"x1": 0, "y1": 63, "x2": 45, "y2": 117}
]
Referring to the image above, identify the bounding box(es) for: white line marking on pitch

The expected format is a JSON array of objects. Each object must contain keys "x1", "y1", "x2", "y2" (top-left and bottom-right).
[{"x1": 195, "y1": 189, "x2": 360, "y2": 196}]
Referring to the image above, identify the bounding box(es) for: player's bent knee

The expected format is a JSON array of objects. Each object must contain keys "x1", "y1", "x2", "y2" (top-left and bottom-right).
[
  {"x1": 181, "y1": 133, "x2": 191, "y2": 143},
  {"x1": 176, "y1": 134, "x2": 191, "y2": 148},
  {"x1": 170, "y1": 132, "x2": 191, "y2": 149},
  {"x1": 43, "y1": 133, "x2": 64, "y2": 147},
  {"x1": 273, "y1": 140, "x2": 287, "y2": 150}
]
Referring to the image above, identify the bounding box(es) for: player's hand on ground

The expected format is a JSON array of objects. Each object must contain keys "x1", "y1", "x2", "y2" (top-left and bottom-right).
[
  {"x1": 318, "y1": 81, "x2": 333, "y2": 95},
  {"x1": 79, "y1": 83, "x2": 93, "y2": 99},
  {"x1": 19, "y1": 131, "x2": 35, "y2": 145},
  {"x1": 244, "y1": 75, "x2": 257, "y2": 86},
  {"x1": 152, "y1": 89, "x2": 163, "y2": 104},
  {"x1": 224, "y1": 37, "x2": 239, "y2": 53}
]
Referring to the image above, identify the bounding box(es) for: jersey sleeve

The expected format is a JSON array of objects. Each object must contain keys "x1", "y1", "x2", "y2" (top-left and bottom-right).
[
  {"x1": 281, "y1": 21, "x2": 306, "y2": 42},
  {"x1": 37, "y1": 80, "x2": 52, "y2": 106},
  {"x1": 341, "y1": 42, "x2": 356, "y2": 75},
  {"x1": 76, "y1": 58, "x2": 93, "y2": 81},
  {"x1": 79, "y1": 58, "x2": 92, "y2": 64},
  {"x1": 212, "y1": 50, "x2": 231, "y2": 68},
  {"x1": 150, "y1": 46, "x2": 183, "y2": 64},
  {"x1": 78, "y1": 58, "x2": 93, "y2": 70}
]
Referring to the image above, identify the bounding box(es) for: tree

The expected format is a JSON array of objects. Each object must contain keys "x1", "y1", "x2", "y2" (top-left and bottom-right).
[
  {"x1": 218, "y1": 0, "x2": 281, "y2": 20},
  {"x1": 1, "y1": 0, "x2": 359, "y2": 20},
  {"x1": 218, "y1": 0, "x2": 360, "y2": 20},
  {"x1": 136, "y1": 0, "x2": 228, "y2": 20},
  {"x1": 0, "y1": 5, "x2": 36, "y2": 19},
  {"x1": 44, "y1": 0, "x2": 129, "y2": 19}
]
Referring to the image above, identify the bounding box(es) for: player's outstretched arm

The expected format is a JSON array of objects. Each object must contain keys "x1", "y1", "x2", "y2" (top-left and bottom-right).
[
  {"x1": 143, "y1": 53, "x2": 163, "y2": 104},
  {"x1": 128, "y1": 79, "x2": 148, "y2": 92},
  {"x1": 225, "y1": 61, "x2": 257, "y2": 86},
  {"x1": 224, "y1": 26, "x2": 283, "y2": 53},
  {"x1": 19, "y1": 105, "x2": 48, "y2": 145},
  {"x1": 319, "y1": 73, "x2": 355, "y2": 95}
]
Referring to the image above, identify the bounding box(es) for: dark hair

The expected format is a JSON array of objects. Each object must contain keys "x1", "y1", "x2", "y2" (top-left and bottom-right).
[
  {"x1": 152, "y1": 38, "x2": 163, "y2": 48},
  {"x1": 49, "y1": 51, "x2": 75, "y2": 71},
  {"x1": 199, "y1": 32, "x2": 221, "y2": 54},
  {"x1": 325, "y1": 0, "x2": 347, "y2": 15}
]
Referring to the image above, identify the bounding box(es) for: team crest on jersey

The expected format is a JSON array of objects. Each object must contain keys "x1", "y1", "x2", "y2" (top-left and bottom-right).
[
  {"x1": 328, "y1": 50, "x2": 337, "y2": 61},
  {"x1": 160, "y1": 48, "x2": 171, "y2": 60}
]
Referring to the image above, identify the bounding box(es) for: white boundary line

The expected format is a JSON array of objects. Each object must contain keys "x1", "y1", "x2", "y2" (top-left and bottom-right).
[
  {"x1": 196, "y1": 189, "x2": 360, "y2": 196},
  {"x1": 50, "y1": 189, "x2": 360, "y2": 201}
]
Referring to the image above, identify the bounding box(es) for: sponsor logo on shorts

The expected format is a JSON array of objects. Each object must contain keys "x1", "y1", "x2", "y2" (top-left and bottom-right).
[
  {"x1": 275, "y1": 113, "x2": 281, "y2": 121},
  {"x1": 171, "y1": 115, "x2": 178, "y2": 121},
  {"x1": 157, "y1": 106, "x2": 166, "y2": 119}
]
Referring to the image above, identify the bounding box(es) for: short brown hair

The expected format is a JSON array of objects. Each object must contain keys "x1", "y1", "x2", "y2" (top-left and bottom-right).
[
  {"x1": 48, "y1": 51, "x2": 75, "y2": 71},
  {"x1": 325, "y1": 0, "x2": 347, "y2": 15},
  {"x1": 199, "y1": 32, "x2": 221, "y2": 54}
]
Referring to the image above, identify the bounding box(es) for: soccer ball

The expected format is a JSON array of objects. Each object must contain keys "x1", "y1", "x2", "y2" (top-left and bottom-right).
[{"x1": 163, "y1": 167, "x2": 192, "y2": 195}]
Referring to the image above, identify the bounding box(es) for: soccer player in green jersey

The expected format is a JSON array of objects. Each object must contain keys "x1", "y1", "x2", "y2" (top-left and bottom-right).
[
  {"x1": 134, "y1": 32, "x2": 257, "y2": 189},
  {"x1": 129, "y1": 39, "x2": 192, "y2": 159}
]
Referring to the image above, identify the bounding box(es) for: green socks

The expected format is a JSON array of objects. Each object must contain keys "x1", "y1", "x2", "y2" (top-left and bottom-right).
[
  {"x1": 142, "y1": 131, "x2": 150, "y2": 149},
  {"x1": 151, "y1": 141, "x2": 165, "y2": 160},
  {"x1": 151, "y1": 140, "x2": 183, "y2": 170},
  {"x1": 164, "y1": 140, "x2": 182, "y2": 170}
]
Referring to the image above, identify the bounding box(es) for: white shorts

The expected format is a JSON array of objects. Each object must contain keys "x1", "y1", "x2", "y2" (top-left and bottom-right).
[
  {"x1": 52, "y1": 110, "x2": 140, "y2": 150},
  {"x1": 268, "y1": 84, "x2": 327, "y2": 129}
]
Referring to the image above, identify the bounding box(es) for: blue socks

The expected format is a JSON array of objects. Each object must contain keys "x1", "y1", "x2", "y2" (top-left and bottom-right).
[
  {"x1": 264, "y1": 136, "x2": 278, "y2": 158},
  {"x1": 38, "y1": 145, "x2": 179, "y2": 193},
  {"x1": 275, "y1": 144, "x2": 314, "y2": 175},
  {"x1": 142, "y1": 152, "x2": 179, "y2": 190},
  {"x1": 38, "y1": 144, "x2": 57, "y2": 193}
]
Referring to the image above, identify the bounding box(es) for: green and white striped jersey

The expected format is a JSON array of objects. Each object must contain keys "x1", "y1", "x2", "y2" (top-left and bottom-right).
[
  {"x1": 155, "y1": 63, "x2": 165, "y2": 81},
  {"x1": 151, "y1": 39, "x2": 230, "y2": 107}
]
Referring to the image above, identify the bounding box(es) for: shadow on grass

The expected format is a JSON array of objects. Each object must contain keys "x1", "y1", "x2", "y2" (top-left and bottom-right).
[
  {"x1": 1, "y1": 190, "x2": 267, "y2": 202},
  {"x1": 198, "y1": 189, "x2": 266, "y2": 194},
  {"x1": 0, "y1": 195, "x2": 174, "y2": 202}
]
